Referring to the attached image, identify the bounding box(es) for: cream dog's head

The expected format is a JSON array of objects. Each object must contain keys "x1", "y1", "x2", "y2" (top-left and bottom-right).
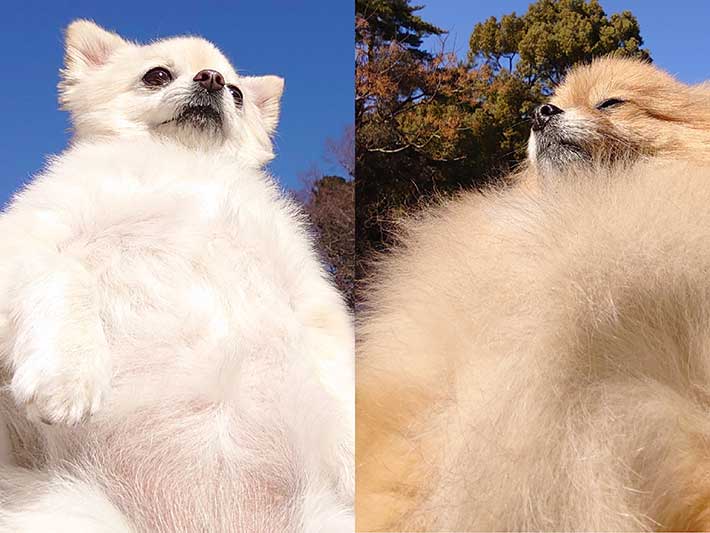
[
  {"x1": 528, "y1": 56, "x2": 710, "y2": 177},
  {"x1": 59, "y1": 20, "x2": 284, "y2": 167}
]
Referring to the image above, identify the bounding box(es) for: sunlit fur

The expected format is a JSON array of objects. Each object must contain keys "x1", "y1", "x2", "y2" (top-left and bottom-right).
[
  {"x1": 0, "y1": 20, "x2": 353, "y2": 532},
  {"x1": 528, "y1": 56, "x2": 710, "y2": 184},
  {"x1": 356, "y1": 159, "x2": 710, "y2": 531}
]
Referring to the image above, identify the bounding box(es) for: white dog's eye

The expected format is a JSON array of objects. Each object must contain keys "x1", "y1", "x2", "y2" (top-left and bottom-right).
[
  {"x1": 227, "y1": 85, "x2": 243, "y2": 108},
  {"x1": 596, "y1": 98, "x2": 625, "y2": 110},
  {"x1": 142, "y1": 67, "x2": 173, "y2": 87}
]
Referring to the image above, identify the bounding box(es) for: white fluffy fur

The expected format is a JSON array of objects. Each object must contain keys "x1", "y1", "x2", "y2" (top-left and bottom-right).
[
  {"x1": 0, "y1": 20, "x2": 353, "y2": 532},
  {"x1": 357, "y1": 159, "x2": 710, "y2": 530}
]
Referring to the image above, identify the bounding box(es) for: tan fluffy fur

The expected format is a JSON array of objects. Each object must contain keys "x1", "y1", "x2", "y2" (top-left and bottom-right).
[
  {"x1": 357, "y1": 58, "x2": 710, "y2": 531},
  {"x1": 357, "y1": 160, "x2": 710, "y2": 531}
]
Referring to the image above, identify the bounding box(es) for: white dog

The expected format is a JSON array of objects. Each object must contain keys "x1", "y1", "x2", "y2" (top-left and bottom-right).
[{"x1": 0, "y1": 20, "x2": 353, "y2": 532}]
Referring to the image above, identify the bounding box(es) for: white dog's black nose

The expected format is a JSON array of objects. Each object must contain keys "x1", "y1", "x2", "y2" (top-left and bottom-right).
[
  {"x1": 193, "y1": 69, "x2": 225, "y2": 93},
  {"x1": 532, "y1": 103, "x2": 563, "y2": 131}
]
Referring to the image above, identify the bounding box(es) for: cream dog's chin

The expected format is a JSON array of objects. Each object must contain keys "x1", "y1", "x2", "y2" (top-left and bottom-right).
[{"x1": 0, "y1": 20, "x2": 353, "y2": 532}]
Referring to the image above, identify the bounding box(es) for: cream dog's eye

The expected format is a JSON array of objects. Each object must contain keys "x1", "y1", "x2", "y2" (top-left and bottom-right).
[
  {"x1": 227, "y1": 84, "x2": 243, "y2": 108},
  {"x1": 596, "y1": 98, "x2": 625, "y2": 110},
  {"x1": 142, "y1": 67, "x2": 173, "y2": 87}
]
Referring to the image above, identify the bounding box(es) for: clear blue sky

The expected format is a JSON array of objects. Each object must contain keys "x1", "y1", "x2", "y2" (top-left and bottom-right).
[
  {"x1": 4, "y1": 2, "x2": 708, "y2": 206},
  {"x1": 421, "y1": 1, "x2": 710, "y2": 84},
  {"x1": 0, "y1": 0, "x2": 353, "y2": 203}
]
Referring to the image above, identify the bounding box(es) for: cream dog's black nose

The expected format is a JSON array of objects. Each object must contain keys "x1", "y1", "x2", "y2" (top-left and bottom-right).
[
  {"x1": 193, "y1": 69, "x2": 225, "y2": 92},
  {"x1": 532, "y1": 103, "x2": 563, "y2": 131}
]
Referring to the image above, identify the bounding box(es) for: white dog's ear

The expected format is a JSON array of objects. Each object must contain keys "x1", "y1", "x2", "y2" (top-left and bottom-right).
[
  {"x1": 62, "y1": 20, "x2": 127, "y2": 81},
  {"x1": 242, "y1": 76, "x2": 284, "y2": 134}
]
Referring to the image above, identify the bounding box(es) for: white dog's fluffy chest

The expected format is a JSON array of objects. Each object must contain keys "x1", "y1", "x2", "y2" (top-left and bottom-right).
[
  {"x1": 46, "y1": 143, "x2": 314, "y2": 408},
  {"x1": 0, "y1": 139, "x2": 352, "y2": 531}
]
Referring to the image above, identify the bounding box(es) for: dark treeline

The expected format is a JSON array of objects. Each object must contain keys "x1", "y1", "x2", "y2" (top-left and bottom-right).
[{"x1": 299, "y1": 125, "x2": 355, "y2": 307}]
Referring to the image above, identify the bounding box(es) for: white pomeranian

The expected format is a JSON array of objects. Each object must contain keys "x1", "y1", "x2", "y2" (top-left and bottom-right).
[{"x1": 0, "y1": 20, "x2": 353, "y2": 532}]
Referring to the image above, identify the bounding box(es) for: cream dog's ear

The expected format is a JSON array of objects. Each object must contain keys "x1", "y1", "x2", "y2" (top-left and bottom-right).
[
  {"x1": 61, "y1": 20, "x2": 128, "y2": 81},
  {"x1": 240, "y1": 75, "x2": 285, "y2": 134}
]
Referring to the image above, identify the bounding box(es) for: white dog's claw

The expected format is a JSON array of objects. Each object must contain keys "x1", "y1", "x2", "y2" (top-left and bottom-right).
[{"x1": 11, "y1": 348, "x2": 111, "y2": 427}]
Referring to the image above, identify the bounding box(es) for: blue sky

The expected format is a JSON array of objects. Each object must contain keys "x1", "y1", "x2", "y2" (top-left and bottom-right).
[
  {"x1": 0, "y1": 0, "x2": 353, "y2": 203},
  {"x1": 3, "y1": 2, "x2": 709, "y2": 206},
  {"x1": 420, "y1": 1, "x2": 710, "y2": 84}
]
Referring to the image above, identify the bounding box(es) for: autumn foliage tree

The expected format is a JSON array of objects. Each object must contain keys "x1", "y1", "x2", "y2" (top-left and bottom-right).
[
  {"x1": 356, "y1": 0, "x2": 650, "y2": 280},
  {"x1": 302, "y1": 176, "x2": 354, "y2": 307},
  {"x1": 300, "y1": 126, "x2": 355, "y2": 307}
]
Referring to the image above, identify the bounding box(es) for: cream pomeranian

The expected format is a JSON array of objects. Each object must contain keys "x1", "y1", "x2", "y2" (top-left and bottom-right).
[
  {"x1": 357, "y1": 58, "x2": 710, "y2": 531},
  {"x1": 0, "y1": 21, "x2": 353, "y2": 532}
]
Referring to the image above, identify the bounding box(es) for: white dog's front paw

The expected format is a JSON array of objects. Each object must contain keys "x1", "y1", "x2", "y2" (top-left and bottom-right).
[{"x1": 10, "y1": 339, "x2": 111, "y2": 426}]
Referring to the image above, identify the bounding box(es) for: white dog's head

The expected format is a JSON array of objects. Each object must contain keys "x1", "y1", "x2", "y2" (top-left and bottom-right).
[{"x1": 59, "y1": 20, "x2": 284, "y2": 167}]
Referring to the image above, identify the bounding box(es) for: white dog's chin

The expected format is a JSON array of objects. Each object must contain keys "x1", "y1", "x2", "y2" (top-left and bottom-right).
[
  {"x1": 0, "y1": 20, "x2": 353, "y2": 533},
  {"x1": 153, "y1": 117, "x2": 227, "y2": 151}
]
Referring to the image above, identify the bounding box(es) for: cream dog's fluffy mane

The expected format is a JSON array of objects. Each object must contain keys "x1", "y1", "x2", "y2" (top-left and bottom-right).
[{"x1": 357, "y1": 158, "x2": 710, "y2": 531}]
